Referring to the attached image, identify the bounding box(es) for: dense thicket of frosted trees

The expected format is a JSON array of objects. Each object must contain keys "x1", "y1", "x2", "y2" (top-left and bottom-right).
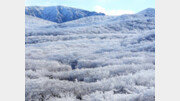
[{"x1": 25, "y1": 8, "x2": 155, "y2": 101}]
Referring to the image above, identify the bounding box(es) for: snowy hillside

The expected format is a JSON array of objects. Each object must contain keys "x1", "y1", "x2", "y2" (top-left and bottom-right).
[
  {"x1": 25, "y1": 6, "x2": 105, "y2": 23},
  {"x1": 25, "y1": 8, "x2": 155, "y2": 37},
  {"x1": 25, "y1": 15, "x2": 58, "y2": 30},
  {"x1": 25, "y1": 8, "x2": 155, "y2": 101}
]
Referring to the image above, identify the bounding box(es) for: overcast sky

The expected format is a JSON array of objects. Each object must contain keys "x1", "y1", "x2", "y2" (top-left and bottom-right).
[{"x1": 25, "y1": 0, "x2": 155, "y2": 16}]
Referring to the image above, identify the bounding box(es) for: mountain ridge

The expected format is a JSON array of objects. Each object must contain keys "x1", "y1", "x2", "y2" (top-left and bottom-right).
[
  {"x1": 25, "y1": 6, "x2": 105, "y2": 23},
  {"x1": 25, "y1": 8, "x2": 155, "y2": 36}
]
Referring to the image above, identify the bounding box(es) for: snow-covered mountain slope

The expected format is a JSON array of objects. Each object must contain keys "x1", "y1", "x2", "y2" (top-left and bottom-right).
[
  {"x1": 25, "y1": 15, "x2": 58, "y2": 30},
  {"x1": 25, "y1": 8, "x2": 155, "y2": 101},
  {"x1": 55, "y1": 8, "x2": 155, "y2": 28},
  {"x1": 25, "y1": 8, "x2": 155, "y2": 37},
  {"x1": 25, "y1": 6, "x2": 105, "y2": 23},
  {"x1": 137, "y1": 8, "x2": 155, "y2": 17}
]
